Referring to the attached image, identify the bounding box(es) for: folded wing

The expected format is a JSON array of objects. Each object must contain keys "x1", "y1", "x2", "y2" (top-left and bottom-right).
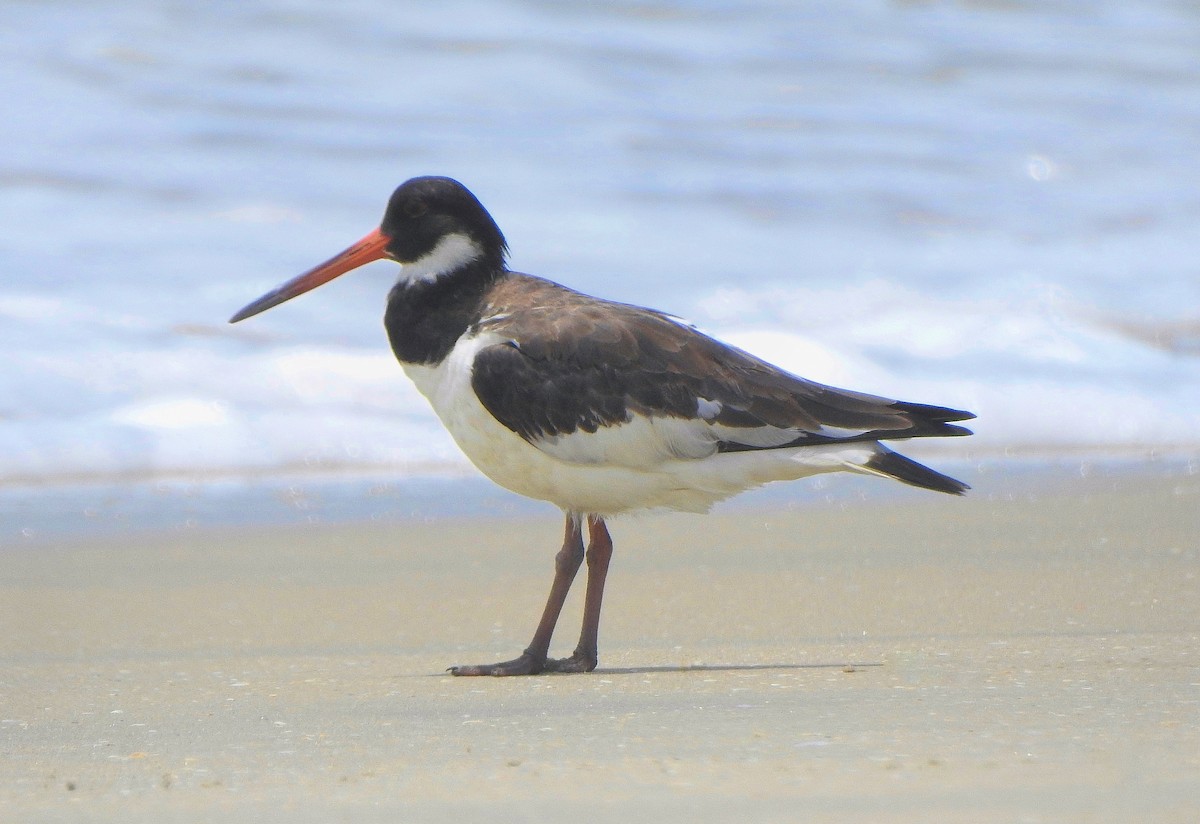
[{"x1": 470, "y1": 281, "x2": 973, "y2": 473}]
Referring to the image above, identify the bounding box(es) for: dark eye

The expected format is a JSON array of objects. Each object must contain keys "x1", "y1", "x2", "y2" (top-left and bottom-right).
[{"x1": 404, "y1": 198, "x2": 427, "y2": 218}]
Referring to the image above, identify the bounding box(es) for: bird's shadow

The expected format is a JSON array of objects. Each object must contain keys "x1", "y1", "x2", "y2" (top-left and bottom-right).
[
  {"x1": 595, "y1": 661, "x2": 882, "y2": 676},
  {"x1": 424, "y1": 661, "x2": 882, "y2": 678}
]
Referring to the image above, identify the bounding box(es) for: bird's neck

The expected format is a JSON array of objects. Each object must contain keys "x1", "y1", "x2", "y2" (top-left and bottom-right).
[{"x1": 384, "y1": 261, "x2": 502, "y2": 365}]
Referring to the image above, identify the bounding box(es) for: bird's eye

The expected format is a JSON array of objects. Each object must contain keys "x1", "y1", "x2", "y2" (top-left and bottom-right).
[{"x1": 404, "y1": 199, "x2": 428, "y2": 218}]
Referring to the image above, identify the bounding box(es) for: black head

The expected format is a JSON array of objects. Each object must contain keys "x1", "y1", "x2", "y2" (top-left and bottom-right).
[
  {"x1": 229, "y1": 176, "x2": 507, "y2": 323},
  {"x1": 380, "y1": 176, "x2": 508, "y2": 269}
]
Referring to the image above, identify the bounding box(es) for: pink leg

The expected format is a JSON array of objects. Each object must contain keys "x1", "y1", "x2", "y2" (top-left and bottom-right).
[
  {"x1": 450, "y1": 514, "x2": 584, "y2": 676},
  {"x1": 544, "y1": 516, "x2": 612, "y2": 673}
]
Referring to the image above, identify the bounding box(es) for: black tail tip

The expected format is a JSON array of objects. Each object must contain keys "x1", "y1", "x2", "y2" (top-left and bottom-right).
[
  {"x1": 891, "y1": 401, "x2": 976, "y2": 438},
  {"x1": 866, "y1": 450, "x2": 970, "y2": 495}
]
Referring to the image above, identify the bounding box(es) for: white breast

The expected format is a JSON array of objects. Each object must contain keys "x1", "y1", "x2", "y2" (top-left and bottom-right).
[{"x1": 403, "y1": 331, "x2": 571, "y2": 505}]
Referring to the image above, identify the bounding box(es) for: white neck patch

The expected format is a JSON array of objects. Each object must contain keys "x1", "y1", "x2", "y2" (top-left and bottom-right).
[{"x1": 398, "y1": 233, "x2": 483, "y2": 284}]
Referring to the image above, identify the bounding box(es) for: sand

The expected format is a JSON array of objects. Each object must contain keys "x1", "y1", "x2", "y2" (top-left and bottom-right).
[{"x1": 2, "y1": 467, "x2": 1198, "y2": 822}]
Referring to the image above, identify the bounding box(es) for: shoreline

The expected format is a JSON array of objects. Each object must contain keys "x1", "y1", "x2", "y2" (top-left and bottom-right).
[
  {"x1": 4, "y1": 451, "x2": 1197, "y2": 547},
  {"x1": 1, "y1": 440, "x2": 1196, "y2": 492}
]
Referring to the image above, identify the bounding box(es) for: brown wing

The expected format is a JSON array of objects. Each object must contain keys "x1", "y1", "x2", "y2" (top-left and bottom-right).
[{"x1": 470, "y1": 274, "x2": 973, "y2": 450}]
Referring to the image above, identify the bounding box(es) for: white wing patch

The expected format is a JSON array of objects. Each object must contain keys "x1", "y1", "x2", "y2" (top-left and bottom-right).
[
  {"x1": 814, "y1": 424, "x2": 874, "y2": 439},
  {"x1": 534, "y1": 415, "x2": 715, "y2": 467},
  {"x1": 532, "y1": 412, "x2": 820, "y2": 469},
  {"x1": 531, "y1": 397, "x2": 880, "y2": 469},
  {"x1": 709, "y1": 423, "x2": 802, "y2": 448},
  {"x1": 696, "y1": 397, "x2": 722, "y2": 419}
]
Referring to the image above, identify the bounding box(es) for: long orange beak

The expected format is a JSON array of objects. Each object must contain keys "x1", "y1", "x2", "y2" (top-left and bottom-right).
[{"x1": 229, "y1": 228, "x2": 391, "y2": 323}]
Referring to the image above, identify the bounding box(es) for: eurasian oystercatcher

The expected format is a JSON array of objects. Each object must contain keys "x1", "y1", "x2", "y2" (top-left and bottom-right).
[{"x1": 230, "y1": 176, "x2": 974, "y2": 676}]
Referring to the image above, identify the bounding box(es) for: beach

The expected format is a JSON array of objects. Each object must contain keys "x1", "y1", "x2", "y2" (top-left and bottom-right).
[
  {"x1": 2, "y1": 464, "x2": 1197, "y2": 822},
  {"x1": 5, "y1": 1, "x2": 1199, "y2": 820}
]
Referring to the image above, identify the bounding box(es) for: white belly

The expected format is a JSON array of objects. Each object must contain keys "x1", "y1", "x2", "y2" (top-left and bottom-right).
[
  {"x1": 403, "y1": 332, "x2": 875, "y2": 516},
  {"x1": 402, "y1": 333, "x2": 655, "y2": 514}
]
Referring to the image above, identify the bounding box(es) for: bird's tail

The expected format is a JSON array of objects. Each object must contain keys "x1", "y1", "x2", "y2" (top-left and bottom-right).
[{"x1": 858, "y1": 447, "x2": 969, "y2": 495}]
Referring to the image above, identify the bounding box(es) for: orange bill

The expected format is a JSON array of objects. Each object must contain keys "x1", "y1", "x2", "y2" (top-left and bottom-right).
[{"x1": 229, "y1": 228, "x2": 390, "y2": 323}]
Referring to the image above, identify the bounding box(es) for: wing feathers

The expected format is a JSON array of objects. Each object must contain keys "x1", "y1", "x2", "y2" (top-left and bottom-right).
[{"x1": 470, "y1": 275, "x2": 974, "y2": 465}]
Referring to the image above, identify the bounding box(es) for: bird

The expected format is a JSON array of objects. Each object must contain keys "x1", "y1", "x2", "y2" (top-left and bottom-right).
[{"x1": 230, "y1": 176, "x2": 974, "y2": 676}]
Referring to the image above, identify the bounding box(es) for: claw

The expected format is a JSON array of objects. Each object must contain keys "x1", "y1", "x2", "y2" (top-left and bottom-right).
[
  {"x1": 449, "y1": 651, "x2": 547, "y2": 676},
  {"x1": 542, "y1": 651, "x2": 597, "y2": 673}
]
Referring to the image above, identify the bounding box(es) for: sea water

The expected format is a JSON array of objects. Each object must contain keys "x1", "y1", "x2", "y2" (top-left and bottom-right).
[{"x1": 2, "y1": 1, "x2": 1198, "y2": 534}]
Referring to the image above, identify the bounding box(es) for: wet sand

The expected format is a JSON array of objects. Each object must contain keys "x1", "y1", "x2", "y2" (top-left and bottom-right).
[{"x1": 2, "y1": 469, "x2": 1198, "y2": 822}]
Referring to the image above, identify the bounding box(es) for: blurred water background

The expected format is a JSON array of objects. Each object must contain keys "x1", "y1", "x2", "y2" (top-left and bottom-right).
[{"x1": 2, "y1": 0, "x2": 1198, "y2": 537}]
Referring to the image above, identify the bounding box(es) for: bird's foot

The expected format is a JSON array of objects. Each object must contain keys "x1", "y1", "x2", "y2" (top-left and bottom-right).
[
  {"x1": 448, "y1": 650, "x2": 546, "y2": 677},
  {"x1": 448, "y1": 647, "x2": 598, "y2": 676},
  {"x1": 543, "y1": 649, "x2": 597, "y2": 673}
]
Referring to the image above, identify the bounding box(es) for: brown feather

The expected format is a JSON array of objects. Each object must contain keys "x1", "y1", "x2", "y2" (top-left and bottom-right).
[{"x1": 472, "y1": 274, "x2": 972, "y2": 446}]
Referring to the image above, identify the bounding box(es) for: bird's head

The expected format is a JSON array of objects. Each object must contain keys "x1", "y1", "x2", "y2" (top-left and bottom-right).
[{"x1": 229, "y1": 176, "x2": 507, "y2": 323}]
